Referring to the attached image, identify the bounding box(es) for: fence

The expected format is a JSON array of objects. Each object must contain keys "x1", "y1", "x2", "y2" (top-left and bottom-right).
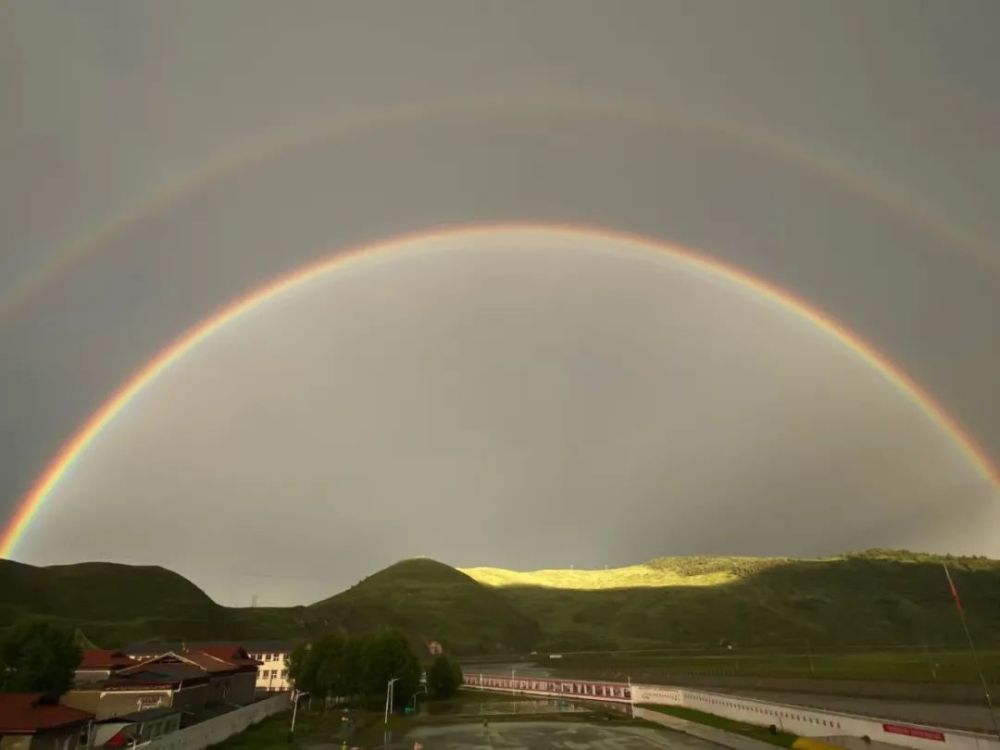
[
  {"x1": 144, "y1": 693, "x2": 289, "y2": 750},
  {"x1": 464, "y1": 672, "x2": 1000, "y2": 750}
]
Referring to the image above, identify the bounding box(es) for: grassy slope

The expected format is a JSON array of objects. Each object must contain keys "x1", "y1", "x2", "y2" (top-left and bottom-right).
[
  {"x1": 642, "y1": 704, "x2": 798, "y2": 748},
  {"x1": 4, "y1": 550, "x2": 999, "y2": 672},
  {"x1": 464, "y1": 551, "x2": 1000, "y2": 652},
  {"x1": 0, "y1": 558, "x2": 233, "y2": 644},
  {"x1": 308, "y1": 558, "x2": 542, "y2": 654},
  {"x1": 463, "y1": 555, "x2": 788, "y2": 589}
]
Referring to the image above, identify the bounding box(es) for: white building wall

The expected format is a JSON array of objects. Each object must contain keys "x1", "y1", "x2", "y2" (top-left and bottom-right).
[
  {"x1": 246, "y1": 651, "x2": 290, "y2": 692},
  {"x1": 142, "y1": 694, "x2": 288, "y2": 750}
]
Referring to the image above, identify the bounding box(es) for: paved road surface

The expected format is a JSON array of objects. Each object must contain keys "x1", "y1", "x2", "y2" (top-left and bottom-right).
[
  {"x1": 403, "y1": 720, "x2": 723, "y2": 749},
  {"x1": 715, "y1": 688, "x2": 999, "y2": 734}
]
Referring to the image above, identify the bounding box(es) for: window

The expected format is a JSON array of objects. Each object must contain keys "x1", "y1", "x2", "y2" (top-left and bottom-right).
[{"x1": 281, "y1": 670, "x2": 288, "y2": 678}]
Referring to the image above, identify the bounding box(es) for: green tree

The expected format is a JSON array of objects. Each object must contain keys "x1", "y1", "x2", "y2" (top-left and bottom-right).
[
  {"x1": 359, "y1": 631, "x2": 420, "y2": 709},
  {"x1": 426, "y1": 654, "x2": 463, "y2": 699},
  {"x1": 313, "y1": 634, "x2": 345, "y2": 706},
  {"x1": 288, "y1": 630, "x2": 420, "y2": 709},
  {"x1": 287, "y1": 643, "x2": 316, "y2": 693},
  {"x1": 0, "y1": 620, "x2": 81, "y2": 694}
]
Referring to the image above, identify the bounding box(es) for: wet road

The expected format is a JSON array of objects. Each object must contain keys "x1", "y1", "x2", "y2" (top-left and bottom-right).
[{"x1": 402, "y1": 720, "x2": 724, "y2": 749}]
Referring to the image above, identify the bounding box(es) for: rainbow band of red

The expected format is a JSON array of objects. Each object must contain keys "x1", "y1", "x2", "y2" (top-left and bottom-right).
[{"x1": 1, "y1": 223, "x2": 996, "y2": 557}]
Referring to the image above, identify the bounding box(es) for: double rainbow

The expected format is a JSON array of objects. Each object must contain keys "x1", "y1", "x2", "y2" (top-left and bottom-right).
[{"x1": 1, "y1": 223, "x2": 995, "y2": 557}]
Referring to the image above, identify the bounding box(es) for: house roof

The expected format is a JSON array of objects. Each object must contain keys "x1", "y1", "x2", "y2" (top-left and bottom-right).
[
  {"x1": 125, "y1": 650, "x2": 254, "y2": 677},
  {"x1": 189, "y1": 646, "x2": 257, "y2": 669},
  {"x1": 107, "y1": 661, "x2": 210, "y2": 688},
  {"x1": 79, "y1": 650, "x2": 136, "y2": 670},
  {"x1": 178, "y1": 651, "x2": 242, "y2": 674},
  {"x1": 0, "y1": 694, "x2": 93, "y2": 734}
]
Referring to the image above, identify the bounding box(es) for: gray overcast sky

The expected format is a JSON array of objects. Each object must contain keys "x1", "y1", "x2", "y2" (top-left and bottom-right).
[{"x1": 1, "y1": 1, "x2": 998, "y2": 605}]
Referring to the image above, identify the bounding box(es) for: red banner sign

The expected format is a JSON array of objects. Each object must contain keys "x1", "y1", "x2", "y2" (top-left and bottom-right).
[{"x1": 882, "y1": 723, "x2": 946, "y2": 742}]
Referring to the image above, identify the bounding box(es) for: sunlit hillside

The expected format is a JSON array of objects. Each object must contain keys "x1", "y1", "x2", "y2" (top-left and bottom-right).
[
  {"x1": 461, "y1": 556, "x2": 791, "y2": 589},
  {"x1": 5, "y1": 550, "x2": 999, "y2": 658}
]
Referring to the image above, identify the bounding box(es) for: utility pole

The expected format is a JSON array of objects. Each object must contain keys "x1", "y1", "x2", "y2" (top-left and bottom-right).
[{"x1": 943, "y1": 563, "x2": 1000, "y2": 739}]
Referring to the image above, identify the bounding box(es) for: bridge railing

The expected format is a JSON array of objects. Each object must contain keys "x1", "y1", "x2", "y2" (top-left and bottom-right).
[{"x1": 461, "y1": 672, "x2": 631, "y2": 703}]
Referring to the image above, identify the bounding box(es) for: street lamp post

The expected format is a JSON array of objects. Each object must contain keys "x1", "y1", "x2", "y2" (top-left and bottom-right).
[
  {"x1": 289, "y1": 690, "x2": 308, "y2": 743},
  {"x1": 627, "y1": 676, "x2": 633, "y2": 719},
  {"x1": 384, "y1": 678, "x2": 400, "y2": 726}
]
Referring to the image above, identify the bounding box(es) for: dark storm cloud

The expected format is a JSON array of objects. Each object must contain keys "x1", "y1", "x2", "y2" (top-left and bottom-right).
[{"x1": 1, "y1": 1, "x2": 998, "y2": 603}]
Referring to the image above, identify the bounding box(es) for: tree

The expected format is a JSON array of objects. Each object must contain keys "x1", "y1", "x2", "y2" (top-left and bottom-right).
[
  {"x1": 312, "y1": 634, "x2": 345, "y2": 707},
  {"x1": 288, "y1": 643, "x2": 316, "y2": 693},
  {"x1": 0, "y1": 620, "x2": 81, "y2": 694},
  {"x1": 359, "y1": 631, "x2": 420, "y2": 709},
  {"x1": 288, "y1": 630, "x2": 420, "y2": 709},
  {"x1": 426, "y1": 654, "x2": 463, "y2": 699}
]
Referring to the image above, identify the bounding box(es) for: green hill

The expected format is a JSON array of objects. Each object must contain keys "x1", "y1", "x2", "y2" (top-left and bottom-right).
[
  {"x1": 308, "y1": 558, "x2": 542, "y2": 654},
  {"x1": 4, "y1": 550, "x2": 999, "y2": 665},
  {"x1": 462, "y1": 550, "x2": 1000, "y2": 652},
  {"x1": 0, "y1": 558, "x2": 233, "y2": 644}
]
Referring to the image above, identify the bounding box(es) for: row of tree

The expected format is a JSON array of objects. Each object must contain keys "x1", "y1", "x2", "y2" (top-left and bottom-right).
[
  {"x1": 288, "y1": 630, "x2": 462, "y2": 708},
  {"x1": 0, "y1": 621, "x2": 81, "y2": 694}
]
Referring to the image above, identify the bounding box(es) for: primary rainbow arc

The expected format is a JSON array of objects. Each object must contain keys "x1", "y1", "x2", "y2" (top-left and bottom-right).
[{"x1": 1, "y1": 222, "x2": 996, "y2": 557}]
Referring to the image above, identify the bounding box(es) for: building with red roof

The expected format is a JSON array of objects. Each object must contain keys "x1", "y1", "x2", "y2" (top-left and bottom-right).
[
  {"x1": 0, "y1": 693, "x2": 93, "y2": 750},
  {"x1": 63, "y1": 648, "x2": 256, "y2": 722},
  {"x1": 75, "y1": 651, "x2": 137, "y2": 685},
  {"x1": 126, "y1": 641, "x2": 293, "y2": 694}
]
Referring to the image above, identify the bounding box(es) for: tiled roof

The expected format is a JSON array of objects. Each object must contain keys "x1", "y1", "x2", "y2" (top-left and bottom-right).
[
  {"x1": 190, "y1": 647, "x2": 257, "y2": 669},
  {"x1": 79, "y1": 650, "x2": 136, "y2": 669},
  {"x1": 178, "y1": 652, "x2": 240, "y2": 674},
  {"x1": 0, "y1": 694, "x2": 92, "y2": 733},
  {"x1": 109, "y1": 661, "x2": 209, "y2": 686}
]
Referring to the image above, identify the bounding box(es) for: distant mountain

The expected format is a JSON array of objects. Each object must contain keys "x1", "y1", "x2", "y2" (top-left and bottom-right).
[{"x1": 3, "y1": 550, "x2": 998, "y2": 656}]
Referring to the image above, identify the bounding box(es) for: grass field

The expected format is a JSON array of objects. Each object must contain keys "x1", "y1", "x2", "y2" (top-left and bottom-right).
[
  {"x1": 538, "y1": 647, "x2": 1000, "y2": 684},
  {"x1": 641, "y1": 704, "x2": 799, "y2": 748}
]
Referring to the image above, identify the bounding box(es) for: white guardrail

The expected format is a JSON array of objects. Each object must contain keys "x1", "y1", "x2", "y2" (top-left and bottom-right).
[{"x1": 462, "y1": 673, "x2": 1000, "y2": 750}]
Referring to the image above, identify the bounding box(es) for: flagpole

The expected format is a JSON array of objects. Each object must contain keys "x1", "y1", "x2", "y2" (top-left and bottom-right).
[{"x1": 943, "y1": 563, "x2": 1000, "y2": 739}]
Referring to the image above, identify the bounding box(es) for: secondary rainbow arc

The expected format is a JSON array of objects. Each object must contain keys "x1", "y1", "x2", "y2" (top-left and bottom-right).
[{"x1": 1, "y1": 222, "x2": 996, "y2": 558}]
